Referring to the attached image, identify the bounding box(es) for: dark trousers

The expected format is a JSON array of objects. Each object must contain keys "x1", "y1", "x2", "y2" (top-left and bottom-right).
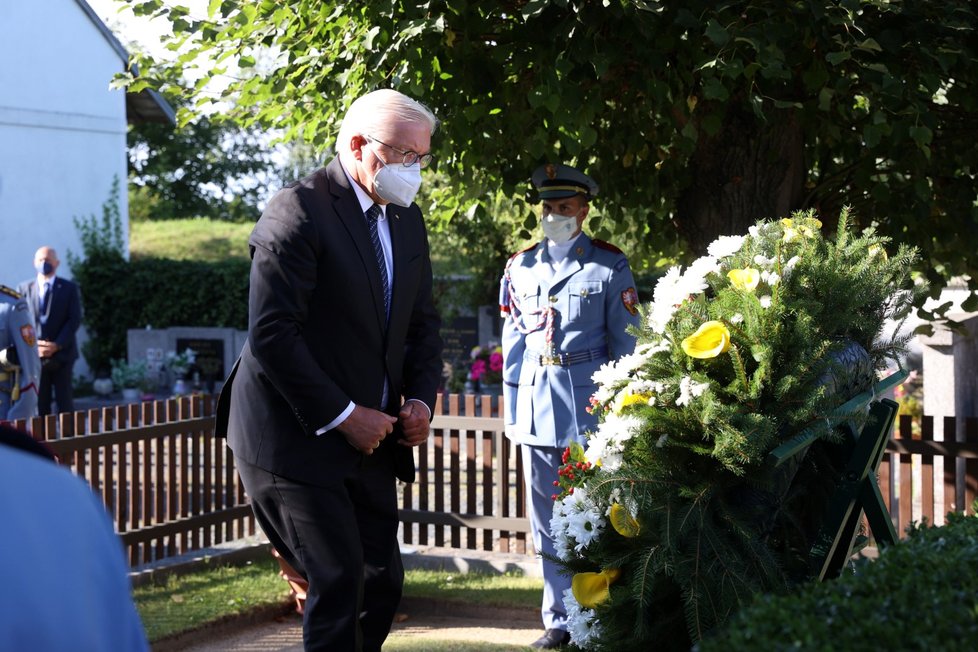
[
  {"x1": 38, "y1": 360, "x2": 74, "y2": 416},
  {"x1": 234, "y1": 452, "x2": 403, "y2": 652}
]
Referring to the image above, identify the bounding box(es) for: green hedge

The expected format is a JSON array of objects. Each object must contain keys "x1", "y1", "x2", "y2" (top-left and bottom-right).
[
  {"x1": 698, "y1": 511, "x2": 978, "y2": 651},
  {"x1": 74, "y1": 251, "x2": 249, "y2": 374}
]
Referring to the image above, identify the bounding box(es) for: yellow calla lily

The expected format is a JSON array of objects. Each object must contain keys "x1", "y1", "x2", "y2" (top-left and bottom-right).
[
  {"x1": 613, "y1": 391, "x2": 652, "y2": 414},
  {"x1": 681, "y1": 321, "x2": 731, "y2": 359},
  {"x1": 610, "y1": 503, "x2": 641, "y2": 538},
  {"x1": 727, "y1": 268, "x2": 760, "y2": 292},
  {"x1": 572, "y1": 568, "x2": 622, "y2": 609}
]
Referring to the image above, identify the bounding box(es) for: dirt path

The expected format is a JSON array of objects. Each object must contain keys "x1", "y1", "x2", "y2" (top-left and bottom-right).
[{"x1": 156, "y1": 599, "x2": 541, "y2": 651}]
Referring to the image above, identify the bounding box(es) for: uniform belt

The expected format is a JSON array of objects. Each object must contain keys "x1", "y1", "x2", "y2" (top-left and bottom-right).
[
  {"x1": 526, "y1": 347, "x2": 608, "y2": 367},
  {"x1": 0, "y1": 371, "x2": 8, "y2": 381}
]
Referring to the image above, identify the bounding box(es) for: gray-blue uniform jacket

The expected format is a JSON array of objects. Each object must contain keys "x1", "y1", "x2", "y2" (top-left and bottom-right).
[
  {"x1": 0, "y1": 285, "x2": 41, "y2": 420},
  {"x1": 499, "y1": 234, "x2": 640, "y2": 448}
]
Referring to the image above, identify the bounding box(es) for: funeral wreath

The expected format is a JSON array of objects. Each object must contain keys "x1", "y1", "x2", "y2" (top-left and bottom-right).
[{"x1": 549, "y1": 209, "x2": 923, "y2": 651}]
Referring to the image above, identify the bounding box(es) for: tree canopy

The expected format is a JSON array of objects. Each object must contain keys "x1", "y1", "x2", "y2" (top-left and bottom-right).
[
  {"x1": 122, "y1": 0, "x2": 978, "y2": 314},
  {"x1": 126, "y1": 64, "x2": 277, "y2": 221}
]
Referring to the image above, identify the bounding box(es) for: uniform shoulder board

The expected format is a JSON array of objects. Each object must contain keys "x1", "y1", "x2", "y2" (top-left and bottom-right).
[
  {"x1": 506, "y1": 242, "x2": 540, "y2": 267},
  {"x1": 0, "y1": 285, "x2": 22, "y2": 300},
  {"x1": 592, "y1": 239, "x2": 624, "y2": 255}
]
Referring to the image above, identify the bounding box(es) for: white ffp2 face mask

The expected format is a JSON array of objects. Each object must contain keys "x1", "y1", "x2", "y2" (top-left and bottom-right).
[
  {"x1": 542, "y1": 212, "x2": 579, "y2": 244},
  {"x1": 372, "y1": 154, "x2": 423, "y2": 207}
]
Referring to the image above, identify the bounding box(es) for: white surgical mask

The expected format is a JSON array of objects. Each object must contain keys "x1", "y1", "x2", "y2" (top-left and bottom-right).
[
  {"x1": 372, "y1": 150, "x2": 423, "y2": 207},
  {"x1": 542, "y1": 212, "x2": 580, "y2": 244}
]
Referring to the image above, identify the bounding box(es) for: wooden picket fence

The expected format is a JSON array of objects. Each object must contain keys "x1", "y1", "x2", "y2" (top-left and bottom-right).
[
  {"x1": 13, "y1": 396, "x2": 978, "y2": 568},
  {"x1": 21, "y1": 396, "x2": 255, "y2": 567}
]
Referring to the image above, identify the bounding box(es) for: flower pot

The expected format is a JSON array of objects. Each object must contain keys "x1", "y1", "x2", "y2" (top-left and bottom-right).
[
  {"x1": 121, "y1": 388, "x2": 141, "y2": 402},
  {"x1": 93, "y1": 377, "x2": 113, "y2": 396},
  {"x1": 172, "y1": 379, "x2": 191, "y2": 396}
]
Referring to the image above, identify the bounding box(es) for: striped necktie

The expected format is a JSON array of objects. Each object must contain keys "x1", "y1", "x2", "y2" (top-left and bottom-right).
[{"x1": 365, "y1": 204, "x2": 391, "y2": 321}]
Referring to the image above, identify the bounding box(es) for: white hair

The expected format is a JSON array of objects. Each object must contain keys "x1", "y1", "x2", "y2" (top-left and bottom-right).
[{"x1": 336, "y1": 89, "x2": 438, "y2": 151}]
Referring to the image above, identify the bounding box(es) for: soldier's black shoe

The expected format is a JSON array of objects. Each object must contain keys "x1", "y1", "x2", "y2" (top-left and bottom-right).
[{"x1": 530, "y1": 629, "x2": 571, "y2": 649}]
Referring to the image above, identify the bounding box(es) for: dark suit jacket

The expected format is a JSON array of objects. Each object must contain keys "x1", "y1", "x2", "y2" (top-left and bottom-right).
[
  {"x1": 216, "y1": 158, "x2": 443, "y2": 485},
  {"x1": 17, "y1": 276, "x2": 82, "y2": 365}
]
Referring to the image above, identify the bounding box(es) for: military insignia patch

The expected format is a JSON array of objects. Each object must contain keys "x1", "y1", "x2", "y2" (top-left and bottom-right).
[
  {"x1": 21, "y1": 324, "x2": 36, "y2": 347},
  {"x1": 621, "y1": 287, "x2": 639, "y2": 315}
]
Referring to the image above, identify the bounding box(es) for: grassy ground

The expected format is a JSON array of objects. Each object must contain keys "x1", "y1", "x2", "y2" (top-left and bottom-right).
[
  {"x1": 135, "y1": 558, "x2": 542, "y2": 644},
  {"x1": 129, "y1": 218, "x2": 253, "y2": 262},
  {"x1": 134, "y1": 557, "x2": 289, "y2": 642},
  {"x1": 130, "y1": 215, "x2": 462, "y2": 275}
]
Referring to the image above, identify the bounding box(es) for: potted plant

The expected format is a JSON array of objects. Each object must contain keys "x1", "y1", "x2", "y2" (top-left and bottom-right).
[
  {"x1": 110, "y1": 358, "x2": 148, "y2": 402},
  {"x1": 165, "y1": 348, "x2": 196, "y2": 395},
  {"x1": 467, "y1": 344, "x2": 504, "y2": 395}
]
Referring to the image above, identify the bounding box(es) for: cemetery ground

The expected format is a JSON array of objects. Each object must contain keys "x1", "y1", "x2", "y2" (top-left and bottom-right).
[{"x1": 137, "y1": 552, "x2": 543, "y2": 651}]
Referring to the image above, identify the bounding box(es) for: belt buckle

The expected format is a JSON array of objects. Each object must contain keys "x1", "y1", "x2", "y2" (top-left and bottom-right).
[{"x1": 539, "y1": 354, "x2": 559, "y2": 366}]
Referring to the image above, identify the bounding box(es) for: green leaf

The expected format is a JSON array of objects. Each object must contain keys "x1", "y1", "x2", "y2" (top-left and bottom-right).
[
  {"x1": 522, "y1": 0, "x2": 550, "y2": 20},
  {"x1": 857, "y1": 37, "x2": 882, "y2": 52},
  {"x1": 702, "y1": 77, "x2": 729, "y2": 102},
  {"x1": 909, "y1": 125, "x2": 933, "y2": 147},
  {"x1": 818, "y1": 87, "x2": 833, "y2": 112},
  {"x1": 705, "y1": 19, "x2": 730, "y2": 46},
  {"x1": 825, "y1": 51, "x2": 851, "y2": 66},
  {"x1": 863, "y1": 123, "x2": 883, "y2": 148}
]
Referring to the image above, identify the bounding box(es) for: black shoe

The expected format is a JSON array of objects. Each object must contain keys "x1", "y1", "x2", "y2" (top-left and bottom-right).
[{"x1": 531, "y1": 628, "x2": 571, "y2": 649}]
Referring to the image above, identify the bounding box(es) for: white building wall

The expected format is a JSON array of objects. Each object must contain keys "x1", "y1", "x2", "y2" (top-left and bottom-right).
[
  {"x1": 0, "y1": 0, "x2": 129, "y2": 284},
  {"x1": 0, "y1": 0, "x2": 131, "y2": 376}
]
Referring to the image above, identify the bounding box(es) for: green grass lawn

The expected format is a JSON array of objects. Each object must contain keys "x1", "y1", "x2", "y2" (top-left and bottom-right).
[
  {"x1": 134, "y1": 557, "x2": 289, "y2": 642},
  {"x1": 135, "y1": 558, "x2": 542, "y2": 644},
  {"x1": 130, "y1": 217, "x2": 253, "y2": 262}
]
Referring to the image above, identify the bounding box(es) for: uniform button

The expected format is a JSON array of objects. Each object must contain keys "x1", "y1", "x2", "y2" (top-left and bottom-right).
[
  {"x1": 580, "y1": 288, "x2": 589, "y2": 297},
  {"x1": 549, "y1": 295, "x2": 558, "y2": 303}
]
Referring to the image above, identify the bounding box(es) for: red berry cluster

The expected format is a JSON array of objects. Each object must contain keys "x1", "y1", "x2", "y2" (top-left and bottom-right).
[
  {"x1": 584, "y1": 395, "x2": 606, "y2": 417},
  {"x1": 550, "y1": 444, "x2": 595, "y2": 501}
]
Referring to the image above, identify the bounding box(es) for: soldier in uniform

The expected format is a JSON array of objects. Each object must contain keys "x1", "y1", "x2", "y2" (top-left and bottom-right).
[
  {"x1": 499, "y1": 164, "x2": 640, "y2": 649},
  {"x1": 1, "y1": 285, "x2": 41, "y2": 421}
]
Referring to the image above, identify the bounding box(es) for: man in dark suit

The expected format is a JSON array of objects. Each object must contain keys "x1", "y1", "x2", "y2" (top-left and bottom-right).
[
  {"x1": 18, "y1": 246, "x2": 83, "y2": 415},
  {"x1": 216, "y1": 89, "x2": 443, "y2": 652}
]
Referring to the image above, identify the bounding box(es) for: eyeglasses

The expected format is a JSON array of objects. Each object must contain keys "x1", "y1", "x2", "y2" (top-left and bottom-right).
[{"x1": 364, "y1": 135, "x2": 433, "y2": 169}]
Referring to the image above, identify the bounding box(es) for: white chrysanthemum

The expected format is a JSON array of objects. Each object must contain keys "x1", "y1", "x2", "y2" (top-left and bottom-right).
[
  {"x1": 730, "y1": 313, "x2": 744, "y2": 324},
  {"x1": 676, "y1": 375, "x2": 710, "y2": 406},
  {"x1": 616, "y1": 351, "x2": 652, "y2": 375},
  {"x1": 636, "y1": 339, "x2": 672, "y2": 356},
  {"x1": 761, "y1": 270, "x2": 781, "y2": 286},
  {"x1": 591, "y1": 358, "x2": 629, "y2": 390},
  {"x1": 567, "y1": 506, "x2": 606, "y2": 551},
  {"x1": 760, "y1": 295, "x2": 772, "y2": 308},
  {"x1": 564, "y1": 588, "x2": 602, "y2": 648},
  {"x1": 783, "y1": 255, "x2": 801, "y2": 274},
  {"x1": 753, "y1": 254, "x2": 776, "y2": 267},
  {"x1": 648, "y1": 266, "x2": 685, "y2": 333},
  {"x1": 656, "y1": 433, "x2": 669, "y2": 448},
  {"x1": 680, "y1": 255, "x2": 720, "y2": 297},
  {"x1": 623, "y1": 378, "x2": 666, "y2": 401},
  {"x1": 584, "y1": 413, "x2": 644, "y2": 471},
  {"x1": 550, "y1": 486, "x2": 609, "y2": 557},
  {"x1": 707, "y1": 235, "x2": 746, "y2": 259}
]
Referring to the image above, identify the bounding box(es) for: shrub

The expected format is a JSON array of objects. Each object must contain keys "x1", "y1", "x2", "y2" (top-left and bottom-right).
[
  {"x1": 698, "y1": 511, "x2": 978, "y2": 652},
  {"x1": 75, "y1": 255, "x2": 249, "y2": 375}
]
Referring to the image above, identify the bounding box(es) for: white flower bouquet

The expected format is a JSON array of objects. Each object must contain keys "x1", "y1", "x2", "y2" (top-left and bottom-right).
[{"x1": 549, "y1": 210, "x2": 922, "y2": 650}]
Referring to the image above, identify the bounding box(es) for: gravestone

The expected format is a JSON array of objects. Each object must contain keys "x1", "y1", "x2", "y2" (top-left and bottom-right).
[
  {"x1": 440, "y1": 315, "x2": 479, "y2": 389},
  {"x1": 918, "y1": 311, "x2": 978, "y2": 516},
  {"x1": 128, "y1": 327, "x2": 247, "y2": 394},
  {"x1": 176, "y1": 336, "x2": 225, "y2": 392}
]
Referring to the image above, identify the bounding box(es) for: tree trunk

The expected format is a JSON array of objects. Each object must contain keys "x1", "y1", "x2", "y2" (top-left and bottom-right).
[{"x1": 675, "y1": 107, "x2": 806, "y2": 255}]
